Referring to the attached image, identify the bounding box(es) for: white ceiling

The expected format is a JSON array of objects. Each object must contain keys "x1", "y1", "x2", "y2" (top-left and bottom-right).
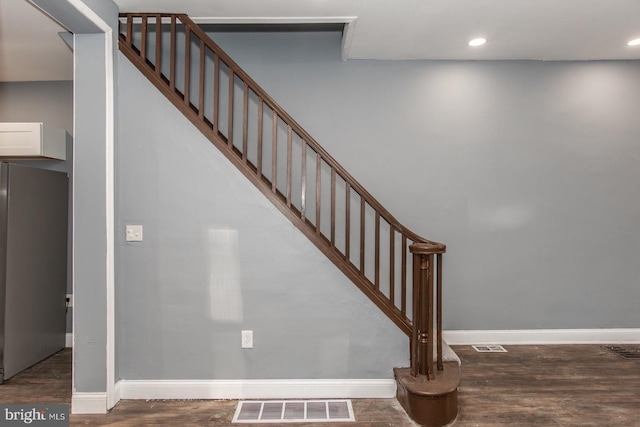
[
  {"x1": 2, "y1": 0, "x2": 640, "y2": 82},
  {"x1": 0, "y1": 0, "x2": 72, "y2": 81}
]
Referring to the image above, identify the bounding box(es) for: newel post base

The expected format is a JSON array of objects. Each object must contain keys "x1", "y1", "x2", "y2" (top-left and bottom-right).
[{"x1": 394, "y1": 363, "x2": 461, "y2": 427}]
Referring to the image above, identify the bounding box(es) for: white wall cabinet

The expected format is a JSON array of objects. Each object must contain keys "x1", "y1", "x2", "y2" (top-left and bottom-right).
[{"x1": 0, "y1": 122, "x2": 66, "y2": 160}]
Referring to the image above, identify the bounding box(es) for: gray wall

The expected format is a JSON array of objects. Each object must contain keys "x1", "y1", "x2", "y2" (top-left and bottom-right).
[
  {"x1": 115, "y1": 28, "x2": 640, "y2": 383},
  {"x1": 116, "y1": 53, "x2": 408, "y2": 380},
  {"x1": 0, "y1": 81, "x2": 73, "y2": 333},
  {"x1": 204, "y1": 31, "x2": 640, "y2": 330},
  {"x1": 0, "y1": 81, "x2": 72, "y2": 131}
]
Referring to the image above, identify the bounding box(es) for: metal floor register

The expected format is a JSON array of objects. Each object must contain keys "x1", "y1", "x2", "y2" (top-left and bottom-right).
[{"x1": 232, "y1": 400, "x2": 355, "y2": 423}]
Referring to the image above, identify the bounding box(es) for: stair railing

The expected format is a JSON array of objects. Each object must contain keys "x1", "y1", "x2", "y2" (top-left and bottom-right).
[{"x1": 118, "y1": 13, "x2": 446, "y2": 379}]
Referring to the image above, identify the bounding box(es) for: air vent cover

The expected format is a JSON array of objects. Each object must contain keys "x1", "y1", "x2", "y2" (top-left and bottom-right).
[
  {"x1": 603, "y1": 346, "x2": 640, "y2": 360},
  {"x1": 472, "y1": 345, "x2": 508, "y2": 353},
  {"x1": 232, "y1": 400, "x2": 354, "y2": 423}
]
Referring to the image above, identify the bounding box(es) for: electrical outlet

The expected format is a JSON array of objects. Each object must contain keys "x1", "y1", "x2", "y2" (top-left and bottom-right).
[
  {"x1": 126, "y1": 225, "x2": 143, "y2": 242},
  {"x1": 241, "y1": 330, "x2": 253, "y2": 349}
]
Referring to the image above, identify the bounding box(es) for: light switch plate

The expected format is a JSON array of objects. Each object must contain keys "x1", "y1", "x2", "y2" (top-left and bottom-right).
[
  {"x1": 126, "y1": 225, "x2": 143, "y2": 242},
  {"x1": 241, "y1": 330, "x2": 253, "y2": 348}
]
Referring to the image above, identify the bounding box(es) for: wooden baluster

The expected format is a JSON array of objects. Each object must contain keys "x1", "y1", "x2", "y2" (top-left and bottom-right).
[
  {"x1": 330, "y1": 169, "x2": 336, "y2": 247},
  {"x1": 271, "y1": 111, "x2": 277, "y2": 192},
  {"x1": 169, "y1": 16, "x2": 176, "y2": 92},
  {"x1": 140, "y1": 14, "x2": 148, "y2": 61},
  {"x1": 301, "y1": 142, "x2": 306, "y2": 220},
  {"x1": 401, "y1": 235, "x2": 407, "y2": 316},
  {"x1": 242, "y1": 83, "x2": 249, "y2": 162},
  {"x1": 315, "y1": 154, "x2": 321, "y2": 234},
  {"x1": 345, "y1": 184, "x2": 351, "y2": 261},
  {"x1": 437, "y1": 253, "x2": 443, "y2": 371},
  {"x1": 360, "y1": 197, "x2": 365, "y2": 275},
  {"x1": 286, "y1": 127, "x2": 292, "y2": 207},
  {"x1": 198, "y1": 40, "x2": 205, "y2": 120},
  {"x1": 390, "y1": 226, "x2": 395, "y2": 307},
  {"x1": 155, "y1": 15, "x2": 162, "y2": 76},
  {"x1": 126, "y1": 14, "x2": 133, "y2": 48},
  {"x1": 228, "y1": 68, "x2": 234, "y2": 146},
  {"x1": 213, "y1": 56, "x2": 219, "y2": 133},
  {"x1": 375, "y1": 212, "x2": 380, "y2": 290},
  {"x1": 184, "y1": 27, "x2": 191, "y2": 106},
  {"x1": 257, "y1": 98, "x2": 263, "y2": 176}
]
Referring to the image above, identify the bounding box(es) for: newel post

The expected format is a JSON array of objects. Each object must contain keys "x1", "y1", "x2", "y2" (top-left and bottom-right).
[
  {"x1": 395, "y1": 239, "x2": 458, "y2": 426},
  {"x1": 409, "y1": 242, "x2": 446, "y2": 380}
]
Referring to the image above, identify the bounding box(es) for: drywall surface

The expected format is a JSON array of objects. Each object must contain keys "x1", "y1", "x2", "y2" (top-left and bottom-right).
[
  {"x1": 0, "y1": 81, "x2": 72, "y2": 132},
  {"x1": 116, "y1": 53, "x2": 408, "y2": 380},
  {"x1": 0, "y1": 81, "x2": 73, "y2": 333},
  {"x1": 205, "y1": 31, "x2": 640, "y2": 330}
]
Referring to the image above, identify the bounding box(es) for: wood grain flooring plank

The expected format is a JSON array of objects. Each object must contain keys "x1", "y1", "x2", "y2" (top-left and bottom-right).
[{"x1": 453, "y1": 344, "x2": 640, "y2": 426}]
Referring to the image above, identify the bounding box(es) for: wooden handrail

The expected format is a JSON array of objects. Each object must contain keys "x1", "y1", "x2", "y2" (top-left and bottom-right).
[{"x1": 117, "y1": 13, "x2": 447, "y2": 379}]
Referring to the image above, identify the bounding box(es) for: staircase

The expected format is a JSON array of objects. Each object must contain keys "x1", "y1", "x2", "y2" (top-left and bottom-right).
[{"x1": 118, "y1": 14, "x2": 460, "y2": 427}]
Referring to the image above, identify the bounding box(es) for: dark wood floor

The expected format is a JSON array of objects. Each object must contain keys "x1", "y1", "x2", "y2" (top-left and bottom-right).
[{"x1": 1, "y1": 345, "x2": 638, "y2": 426}]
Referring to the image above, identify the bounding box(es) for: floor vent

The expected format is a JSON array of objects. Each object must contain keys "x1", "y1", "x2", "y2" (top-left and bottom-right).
[
  {"x1": 232, "y1": 400, "x2": 355, "y2": 423},
  {"x1": 603, "y1": 346, "x2": 640, "y2": 360},
  {"x1": 472, "y1": 345, "x2": 508, "y2": 353}
]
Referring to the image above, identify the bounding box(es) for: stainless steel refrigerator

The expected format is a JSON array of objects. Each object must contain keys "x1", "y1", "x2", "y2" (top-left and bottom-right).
[{"x1": 0, "y1": 162, "x2": 68, "y2": 383}]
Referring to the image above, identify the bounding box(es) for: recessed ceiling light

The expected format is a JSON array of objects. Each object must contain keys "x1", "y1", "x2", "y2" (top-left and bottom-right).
[
  {"x1": 468, "y1": 37, "x2": 487, "y2": 47},
  {"x1": 628, "y1": 38, "x2": 640, "y2": 46}
]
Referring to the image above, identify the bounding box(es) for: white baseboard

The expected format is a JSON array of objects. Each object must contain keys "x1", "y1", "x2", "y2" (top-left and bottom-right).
[
  {"x1": 65, "y1": 333, "x2": 73, "y2": 348},
  {"x1": 71, "y1": 392, "x2": 107, "y2": 414},
  {"x1": 444, "y1": 328, "x2": 640, "y2": 345},
  {"x1": 113, "y1": 380, "x2": 122, "y2": 407},
  {"x1": 118, "y1": 379, "x2": 396, "y2": 400}
]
